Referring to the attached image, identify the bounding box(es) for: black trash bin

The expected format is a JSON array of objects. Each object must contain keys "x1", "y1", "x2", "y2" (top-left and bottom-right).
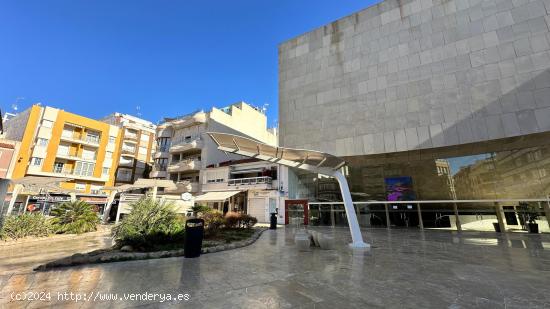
[
  {"x1": 270, "y1": 213, "x2": 277, "y2": 229},
  {"x1": 184, "y1": 218, "x2": 205, "y2": 258}
]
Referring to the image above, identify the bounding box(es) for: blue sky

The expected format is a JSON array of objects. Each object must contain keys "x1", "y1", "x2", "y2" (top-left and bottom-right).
[{"x1": 0, "y1": 0, "x2": 377, "y2": 126}]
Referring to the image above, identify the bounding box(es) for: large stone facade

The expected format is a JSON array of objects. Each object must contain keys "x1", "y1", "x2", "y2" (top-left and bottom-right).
[{"x1": 279, "y1": 0, "x2": 550, "y2": 156}]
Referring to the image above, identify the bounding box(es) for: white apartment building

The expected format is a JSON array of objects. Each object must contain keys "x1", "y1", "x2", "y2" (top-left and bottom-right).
[
  {"x1": 199, "y1": 159, "x2": 283, "y2": 223},
  {"x1": 100, "y1": 113, "x2": 157, "y2": 185},
  {"x1": 150, "y1": 102, "x2": 278, "y2": 201}
]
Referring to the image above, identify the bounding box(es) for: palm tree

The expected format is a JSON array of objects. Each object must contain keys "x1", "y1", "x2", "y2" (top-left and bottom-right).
[{"x1": 50, "y1": 200, "x2": 100, "y2": 234}]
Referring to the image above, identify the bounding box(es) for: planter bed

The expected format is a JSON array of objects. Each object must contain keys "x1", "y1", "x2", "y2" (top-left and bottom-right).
[{"x1": 35, "y1": 227, "x2": 266, "y2": 271}]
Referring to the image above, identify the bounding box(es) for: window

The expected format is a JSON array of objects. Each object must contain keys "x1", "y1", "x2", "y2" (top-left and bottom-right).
[
  {"x1": 109, "y1": 136, "x2": 116, "y2": 144},
  {"x1": 141, "y1": 134, "x2": 150, "y2": 143},
  {"x1": 155, "y1": 158, "x2": 167, "y2": 171},
  {"x1": 54, "y1": 162, "x2": 64, "y2": 173},
  {"x1": 116, "y1": 169, "x2": 132, "y2": 181},
  {"x1": 74, "y1": 161, "x2": 95, "y2": 176},
  {"x1": 31, "y1": 157, "x2": 42, "y2": 166},
  {"x1": 75, "y1": 183, "x2": 86, "y2": 191},
  {"x1": 61, "y1": 127, "x2": 73, "y2": 138},
  {"x1": 86, "y1": 131, "x2": 100, "y2": 144},
  {"x1": 57, "y1": 144, "x2": 70, "y2": 156},
  {"x1": 42, "y1": 120, "x2": 53, "y2": 128},
  {"x1": 90, "y1": 185, "x2": 102, "y2": 195},
  {"x1": 105, "y1": 151, "x2": 113, "y2": 159},
  {"x1": 157, "y1": 137, "x2": 171, "y2": 152},
  {"x1": 82, "y1": 148, "x2": 96, "y2": 160},
  {"x1": 102, "y1": 167, "x2": 110, "y2": 176},
  {"x1": 37, "y1": 138, "x2": 48, "y2": 147},
  {"x1": 139, "y1": 146, "x2": 147, "y2": 155}
]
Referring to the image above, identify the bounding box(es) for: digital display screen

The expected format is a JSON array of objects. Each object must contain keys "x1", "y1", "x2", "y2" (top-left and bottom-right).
[{"x1": 385, "y1": 176, "x2": 415, "y2": 201}]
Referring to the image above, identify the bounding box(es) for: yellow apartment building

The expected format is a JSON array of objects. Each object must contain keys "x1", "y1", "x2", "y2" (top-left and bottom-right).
[{"x1": 4, "y1": 105, "x2": 122, "y2": 202}]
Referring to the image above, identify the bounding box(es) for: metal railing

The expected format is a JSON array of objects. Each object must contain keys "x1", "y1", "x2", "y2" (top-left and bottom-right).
[
  {"x1": 228, "y1": 176, "x2": 272, "y2": 186},
  {"x1": 171, "y1": 136, "x2": 201, "y2": 146},
  {"x1": 61, "y1": 134, "x2": 100, "y2": 145},
  {"x1": 56, "y1": 151, "x2": 96, "y2": 161},
  {"x1": 305, "y1": 199, "x2": 550, "y2": 233}
]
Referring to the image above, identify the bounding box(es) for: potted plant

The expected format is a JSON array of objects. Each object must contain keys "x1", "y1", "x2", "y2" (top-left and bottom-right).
[{"x1": 523, "y1": 204, "x2": 540, "y2": 234}]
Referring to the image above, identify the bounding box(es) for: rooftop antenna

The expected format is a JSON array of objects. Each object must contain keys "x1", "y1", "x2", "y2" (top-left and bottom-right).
[
  {"x1": 262, "y1": 103, "x2": 269, "y2": 114},
  {"x1": 135, "y1": 105, "x2": 142, "y2": 118}
]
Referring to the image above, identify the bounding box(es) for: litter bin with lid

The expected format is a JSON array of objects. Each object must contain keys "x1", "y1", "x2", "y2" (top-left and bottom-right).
[
  {"x1": 184, "y1": 218, "x2": 205, "y2": 258},
  {"x1": 270, "y1": 213, "x2": 277, "y2": 229}
]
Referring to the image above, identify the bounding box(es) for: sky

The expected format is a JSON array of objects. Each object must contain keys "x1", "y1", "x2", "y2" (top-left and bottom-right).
[{"x1": 0, "y1": 0, "x2": 378, "y2": 127}]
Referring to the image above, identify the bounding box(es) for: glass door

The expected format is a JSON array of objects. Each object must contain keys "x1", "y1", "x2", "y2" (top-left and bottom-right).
[{"x1": 285, "y1": 199, "x2": 309, "y2": 226}]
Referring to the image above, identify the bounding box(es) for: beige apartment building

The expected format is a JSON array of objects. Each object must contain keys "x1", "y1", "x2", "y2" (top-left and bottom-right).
[
  {"x1": 151, "y1": 102, "x2": 277, "y2": 196},
  {"x1": 101, "y1": 113, "x2": 156, "y2": 185}
]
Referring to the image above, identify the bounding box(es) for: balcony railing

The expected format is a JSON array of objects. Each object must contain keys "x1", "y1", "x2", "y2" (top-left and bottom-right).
[
  {"x1": 121, "y1": 146, "x2": 136, "y2": 154},
  {"x1": 60, "y1": 134, "x2": 100, "y2": 146},
  {"x1": 228, "y1": 176, "x2": 272, "y2": 186},
  {"x1": 167, "y1": 158, "x2": 200, "y2": 172},
  {"x1": 169, "y1": 138, "x2": 203, "y2": 153},
  {"x1": 56, "y1": 151, "x2": 96, "y2": 161}
]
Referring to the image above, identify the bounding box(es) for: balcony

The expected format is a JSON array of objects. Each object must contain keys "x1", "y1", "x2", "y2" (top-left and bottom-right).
[
  {"x1": 60, "y1": 134, "x2": 101, "y2": 147},
  {"x1": 172, "y1": 113, "x2": 206, "y2": 129},
  {"x1": 124, "y1": 132, "x2": 138, "y2": 144},
  {"x1": 150, "y1": 170, "x2": 167, "y2": 178},
  {"x1": 165, "y1": 180, "x2": 199, "y2": 193},
  {"x1": 51, "y1": 168, "x2": 104, "y2": 181},
  {"x1": 119, "y1": 156, "x2": 134, "y2": 167},
  {"x1": 121, "y1": 146, "x2": 136, "y2": 156},
  {"x1": 153, "y1": 151, "x2": 169, "y2": 159},
  {"x1": 228, "y1": 176, "x2": 273, "y2": 189},
  {"x1": 169, "y1": 138, "x2": 203, "y2": 153},
  {"x1": 56, "y1": 151, "x2": 96, "y2": 162},
  {"x1": 157, "y1": 126, "x2": 173, "y2": 138},
  {"x1": 167, "y1": 159, "x2": 200, "y2": 172}
]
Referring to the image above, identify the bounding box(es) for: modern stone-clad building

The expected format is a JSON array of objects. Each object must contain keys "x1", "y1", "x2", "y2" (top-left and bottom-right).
[{"x1": 279, "y1": 0, "x2": 550, "y2": 232}]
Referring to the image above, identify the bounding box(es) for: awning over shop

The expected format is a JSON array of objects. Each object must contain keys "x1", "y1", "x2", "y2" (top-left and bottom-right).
[{"x1": 194, "y1": 190, "x2": 241, "y2": 202}]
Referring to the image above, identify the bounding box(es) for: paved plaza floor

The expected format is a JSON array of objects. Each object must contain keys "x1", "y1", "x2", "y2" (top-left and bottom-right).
[{"x1": 1, "y1": 227, "x2": 550, "y2": 308}]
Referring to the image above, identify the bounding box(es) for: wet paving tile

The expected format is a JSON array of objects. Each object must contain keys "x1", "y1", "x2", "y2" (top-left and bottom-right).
[{"x1": 0, "y1": 227, "x2": 549, "y2": 308}]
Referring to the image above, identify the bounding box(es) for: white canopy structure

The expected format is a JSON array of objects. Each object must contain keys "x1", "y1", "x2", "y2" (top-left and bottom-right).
[
  {"x1": 194, "y1": 190, "x2": 241, "y2": 202},
  {"x1": 102, "y1": 179, "x2": 178, "y2": 222},
  {"x1": 207, "y1": 132, "x2": 370, "y2": 249},
  {"x1": 5, "y1": 176, "x2": 75, "y2": 216}
]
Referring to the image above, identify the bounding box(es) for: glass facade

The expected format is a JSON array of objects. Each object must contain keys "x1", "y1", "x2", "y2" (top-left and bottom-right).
[{"x1": 287, "y1": 132, "x2": 550, "y2": 233}]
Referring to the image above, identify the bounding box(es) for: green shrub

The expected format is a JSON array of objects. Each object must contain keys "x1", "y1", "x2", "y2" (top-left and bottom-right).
[
  {"x1": 50, "y1": 200, "x2": 100, "y2": 234},
  {"x1": 223, "y1": 211, "x2": 241, "y2": 228},
  {"x1": 191, "y1": 204, "x2": 213, "y2": 216},
  {"x1": 1, "y1": 213, "x2": 52, "y2": 239},
  {"x1": 240, "y1": 214, "x2": 258, "y2": 228},
  {"x1": 199, "y1": 210, "x2": 224, "y2": 237},
  {"x1": 112, "y1": 198, "x2": 184, "y2": 251},
  {"x1": 223, "y1": 212, "x2": 257, "y2": 229}
]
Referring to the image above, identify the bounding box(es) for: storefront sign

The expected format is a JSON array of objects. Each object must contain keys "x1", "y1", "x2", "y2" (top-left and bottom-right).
[
  {"x1": 79, "y1": 197, "x2": 107, "y2": 204},
  {"x1": 30, "y1": 195, "x2": 71, "y2": 202}
]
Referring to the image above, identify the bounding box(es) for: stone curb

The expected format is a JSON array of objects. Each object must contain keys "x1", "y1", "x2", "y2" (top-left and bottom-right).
[{"x1": 34, "y1": 228, "x2": 267, "y2": 271}]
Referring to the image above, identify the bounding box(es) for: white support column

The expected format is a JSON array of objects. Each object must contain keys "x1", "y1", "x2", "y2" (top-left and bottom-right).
[
  {"x1": 6, "y1": 184, "x2": 23, "y2": 216},
  {"x1": 103, "y1": 190, "x2": 118, "y2": 223},
  {"x1": 23, "y1": 196, "x2": 30, "y2": 213},
  {"x1": 152, "y1": 186, "x2": 158, "y2": 200},
  {"x1": 416, "y1": 203, "x2": 424, "y2": 230},
  {"x1": 332, "y1": 170, "x2": 370, "y2": 249}
]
